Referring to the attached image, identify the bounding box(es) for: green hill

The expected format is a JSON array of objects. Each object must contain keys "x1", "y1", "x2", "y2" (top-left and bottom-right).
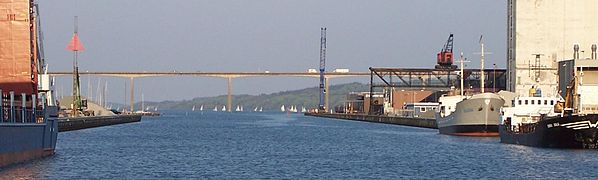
[{"x1": 140, "y1": 82, "x2": 369, "y2": 111}]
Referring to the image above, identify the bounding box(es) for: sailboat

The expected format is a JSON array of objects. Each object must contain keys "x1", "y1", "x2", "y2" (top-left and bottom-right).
[
  {"x1": 213, "y1": 106, "x2": 218, "y2": 111},
  {"x1": 222, "y1": 106, "x2": 226, "y2": 111},
  {"x1": 240, "y1": 106, "x2": 244, "y2": 112},
  {"x1": 259, "y1": 107, "x2": 263, "y2": 112},
  {"x1": 199, "y1": 105, "x2": 203, "y2": 111},
  {"x1": 192, "y1": 105, "x2": 196, "y2": 111},
  {"x1": 254, "y1": 107, "x2": 258, "y2": 112},
  {"x1": 280, "y1": 105, "x2": 286, "y2": 112},
  {"x1": 301, "y1": 106, "x2": 306, "y2": 113},
  {"x1": 235, "y1": 105, "x2": 241, "y2": 112}
]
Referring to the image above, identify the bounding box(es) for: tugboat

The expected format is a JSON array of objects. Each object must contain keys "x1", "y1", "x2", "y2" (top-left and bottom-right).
[
  {"x1": 0, "y1": 0, "x2": 58, "y2": 167},
  {"x1": 500, "y1": 57, "x2": 598, "y2": 149}
]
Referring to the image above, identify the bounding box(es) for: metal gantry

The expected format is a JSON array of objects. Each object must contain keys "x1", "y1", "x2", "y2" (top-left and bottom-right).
[{"x1": 368, "y1": 67, "x2": 507, "y2": 114}]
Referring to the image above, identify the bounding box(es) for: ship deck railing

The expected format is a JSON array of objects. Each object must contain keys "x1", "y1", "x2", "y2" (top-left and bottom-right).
[{"x1": 0, "y1": 89, "x2": 48, "y2": 124}]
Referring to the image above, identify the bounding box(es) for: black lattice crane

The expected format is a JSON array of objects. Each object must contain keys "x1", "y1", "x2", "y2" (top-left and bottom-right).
[{"x1": 319, "y1": 27, "x2": 327, "y2": 111}]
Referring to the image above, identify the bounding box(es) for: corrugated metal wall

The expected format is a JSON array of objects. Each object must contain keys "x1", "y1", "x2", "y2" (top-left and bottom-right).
[{"x1": 0, "y1": 0, "x2": 36, "y2": 94}]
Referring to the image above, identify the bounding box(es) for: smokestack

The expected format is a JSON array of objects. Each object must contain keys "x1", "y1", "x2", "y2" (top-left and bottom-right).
[
  {"x1": 574, "y1": 44, "x2": 580, "y2": 60},
  {"x1": 592, "y1": 44, "x2": 597, "y2": 60}
]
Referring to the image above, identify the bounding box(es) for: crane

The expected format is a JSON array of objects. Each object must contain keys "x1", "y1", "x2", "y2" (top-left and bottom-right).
[
  {"x1": 435, "y1": 34, "x2": 457, "y2": 70},
  {"x1": 319, "y1": 27, "x2": 327, "y2": 111}
]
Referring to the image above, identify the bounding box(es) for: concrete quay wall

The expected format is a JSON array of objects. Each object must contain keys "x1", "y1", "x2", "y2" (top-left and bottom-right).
[
  {"x1": 305, "y1": 113, "x2": 437, "y2": 129},
  {"x1": 57, "y1": 115, "x2": 142, "y2": 132}
]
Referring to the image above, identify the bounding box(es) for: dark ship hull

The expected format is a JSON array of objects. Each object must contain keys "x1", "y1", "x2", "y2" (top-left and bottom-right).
[
  {"x1": 439, "y1": 125, "x2": 499, "y2": 137},
  {"x1": 500, "y1": 114, "x2": 598, "y2": 149}
]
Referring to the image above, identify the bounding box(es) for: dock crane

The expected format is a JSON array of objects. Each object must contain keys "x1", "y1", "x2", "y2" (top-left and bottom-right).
[
  {"x1": 319, "y1": 27, "x2": 327, "y2": 111},
  {"x1": 435, "y1": 34, "x2": 457, "y2": 70}
]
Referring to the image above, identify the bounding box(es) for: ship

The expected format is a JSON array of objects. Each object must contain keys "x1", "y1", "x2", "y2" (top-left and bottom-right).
[
  {"x1": 0, "y1": 0, "x2": 58, "y2": 167},
  {"x1": 436, "y1": 93, "x2": 505, "y2": 136},
  {"x1": 500, "y1": 58, "x2": 598, "y2": 149},
  {"x1": 435, "y1": 39, "x2": 505, "y2": 136}
]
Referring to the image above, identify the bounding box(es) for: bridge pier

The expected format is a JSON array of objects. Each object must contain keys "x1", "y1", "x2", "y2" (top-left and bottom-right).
[
  {"x1": 325, "y1": 77, "x2": 329, "y2": 112},
  {"x1": 130, "y1": 77, "x2": 135, "y2": 112},
  {"x1": 227, "y1": 77, "x2": 232, "y2": 112}
]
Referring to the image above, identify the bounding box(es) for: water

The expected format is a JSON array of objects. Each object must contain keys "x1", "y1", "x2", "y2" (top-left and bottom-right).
[{"x1": 1, "y1": 111, "x2": 597, "y2": 179}]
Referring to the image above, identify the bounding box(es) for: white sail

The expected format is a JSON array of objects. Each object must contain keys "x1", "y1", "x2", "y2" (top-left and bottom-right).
[
  {"x1": 280, "y1": 105, "x2": 285, "y2": 112},
  {"x1": 213, "y1": 106, "x2": 218, "y2": 111},
  {"x1": 240, "y1": 106, "x2": 244, "y2": 112},
  {"x1": 222, "y1": 106, "x2": 226, "y2": 111},
  {"x1": 254, "y1": 107, "x2": 258, "y2": 112},
  {"x1": 301, "y1": 106, "x2": 306, "y2": 113},
  {"x1": 200, "y1": 105, "x2": 203, "y2": 111},
  {"x1": 235, "y1": 105, "x2": 241, "y2": 112},
  {"x1": 192, "y1": 105, "x2": 196, "y2": 111},
  {"x1": 259, "y1": 107, "x2": 263, "y2": 112}
]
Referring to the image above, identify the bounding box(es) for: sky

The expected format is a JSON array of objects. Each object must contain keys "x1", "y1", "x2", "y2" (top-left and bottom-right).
[{"x1": 37, "y1": 0, "x2": 507, "y2": 103}]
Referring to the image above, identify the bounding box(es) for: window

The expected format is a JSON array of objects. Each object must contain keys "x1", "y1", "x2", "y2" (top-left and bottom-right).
[
  {"x1": 537, "y1": 100, "x2": 541, "y2": 105},
  {"x1": 518, "y1": 100, "x2": 522, "y2": 105},
  {"x1": 525, "y1": 100, "x2": 528, "y2": 105},
  {"x1": 531, "y1": 100, "x2": 534, "y2": 105},
  {"x1": 420, "y1": 107, "x2": 426, "y2": 112},
  {"x1": 544, "y1": 100, "x2": 548, "y2": 105},
  {"x1": 550, "y1": 100, "x2": 554, "y2": 105}
]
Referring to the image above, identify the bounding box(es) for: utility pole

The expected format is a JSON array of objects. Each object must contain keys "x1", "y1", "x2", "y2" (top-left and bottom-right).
[{"x1": 319, "y1": 27, "x2": 327, "y2": 112}]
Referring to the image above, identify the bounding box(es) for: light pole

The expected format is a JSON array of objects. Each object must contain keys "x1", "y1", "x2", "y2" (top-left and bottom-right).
[{"x1": 493, "y1": 63, "x2": 496, "y2": 92}]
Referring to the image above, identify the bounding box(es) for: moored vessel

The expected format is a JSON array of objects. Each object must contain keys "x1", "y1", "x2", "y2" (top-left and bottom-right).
[
  {"x1": 437, "y1": 93, "x2": 505, "y2": 136},
  {"x1": 0, "y1": 0, "x2": 58, "y2": 168},
  {"x1": 500, "y1": 57, "x2": 598, "y2": 148},
  {"x1": 435, "y1": 41, "x2": 505, "y2": 137}
]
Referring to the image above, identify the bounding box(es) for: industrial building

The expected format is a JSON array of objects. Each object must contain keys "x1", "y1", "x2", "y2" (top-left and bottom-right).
[{"x1": 507, "y1": 0, "x2": 598, "y2": 96}]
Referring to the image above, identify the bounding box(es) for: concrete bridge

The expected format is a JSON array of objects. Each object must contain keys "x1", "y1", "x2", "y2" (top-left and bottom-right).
[{"x1": 48, "y1": 71, "x2": 370, "y2": 112}]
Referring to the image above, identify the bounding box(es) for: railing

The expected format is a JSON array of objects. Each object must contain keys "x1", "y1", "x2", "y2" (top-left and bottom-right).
[{"x1": 0, "y1": 89, "x2": 47, "y2": 124}]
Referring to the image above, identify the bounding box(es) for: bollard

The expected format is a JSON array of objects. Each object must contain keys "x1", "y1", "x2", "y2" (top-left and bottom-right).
[
  {"x1": 21, "y1": 93, "x2": 26, "y2": 123},
  {"x1": 10, "y1": 91, "x2": 15, "y2": 123}
]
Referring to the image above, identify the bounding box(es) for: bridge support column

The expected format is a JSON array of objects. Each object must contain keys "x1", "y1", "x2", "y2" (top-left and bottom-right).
[
  {"x1": 325, "y1": 77, "x2": 329, "y2": 112},
  {"x1": 227, "y1": 77, "x2": 232, "y2": 112},
  {"x1": 130, "y1": 77, "x2": 135, "y2": 112}
]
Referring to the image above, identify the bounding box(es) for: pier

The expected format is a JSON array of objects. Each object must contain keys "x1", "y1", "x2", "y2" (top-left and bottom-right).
[
  {"x1": 57, "y1": 114, "x2": 142, "y2": 132},
  {"x1": 305, "y1": 113, "x2": 437, "y2": 129}
]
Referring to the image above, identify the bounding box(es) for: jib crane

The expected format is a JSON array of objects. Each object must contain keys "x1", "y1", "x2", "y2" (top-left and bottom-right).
[
  {"x1": 435, "y1": 34, "x2": 457, "y2": 69},
  {"x1": 319, "y1": 27, "x2": 327, "y2": 111}
]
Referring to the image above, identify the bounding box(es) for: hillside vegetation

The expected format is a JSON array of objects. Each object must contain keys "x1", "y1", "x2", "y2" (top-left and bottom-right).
[{"x1": 140, "y1": 82, "x2": 369, "y2": 111}]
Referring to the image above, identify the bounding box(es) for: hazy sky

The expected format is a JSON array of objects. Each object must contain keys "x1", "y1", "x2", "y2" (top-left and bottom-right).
[{"x1": 38, "y1": 0, "x2": 506, "y2": 103}]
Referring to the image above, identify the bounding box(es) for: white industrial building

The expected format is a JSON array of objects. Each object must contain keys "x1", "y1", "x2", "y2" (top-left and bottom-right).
[{"x1": 507, "y1": 0, "x2": 598, "y2": 96}]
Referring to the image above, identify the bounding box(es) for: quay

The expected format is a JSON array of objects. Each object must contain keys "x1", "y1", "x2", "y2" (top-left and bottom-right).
[
  {"x1": 305, "y1": 113, "x2": 437, "y2": 129},
  {"x1": 57, "y1": 114, "x2": 142, "y2": 132}
]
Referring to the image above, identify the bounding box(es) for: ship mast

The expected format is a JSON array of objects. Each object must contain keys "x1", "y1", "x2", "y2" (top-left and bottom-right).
[
  {"x1": 480, "y1": 35, "x2": 485, "y2": 93},
  {"x1": 457, "y1": 52, "x2": 469, "y2": 96}
]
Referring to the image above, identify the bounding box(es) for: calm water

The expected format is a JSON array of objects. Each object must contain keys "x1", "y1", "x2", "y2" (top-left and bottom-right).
[{"x1": 1, "y1": 111, "x2": 597, "y2": 179}]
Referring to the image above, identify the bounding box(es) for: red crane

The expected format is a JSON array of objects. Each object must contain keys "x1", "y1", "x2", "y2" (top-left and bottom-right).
[{"x1": 435, "y1": 34, "x2": 457, "y2": 70}]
